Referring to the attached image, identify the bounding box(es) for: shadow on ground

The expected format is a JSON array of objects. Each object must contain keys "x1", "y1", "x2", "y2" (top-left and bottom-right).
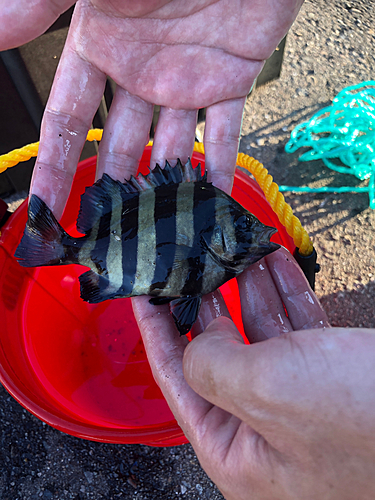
[{"x1": 321, "y1": 281, "x2": 375, "y2": 329}]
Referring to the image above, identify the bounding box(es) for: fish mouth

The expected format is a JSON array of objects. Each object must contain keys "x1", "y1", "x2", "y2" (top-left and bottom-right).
[{"x1": 260, "y1": 226, "x2": 280, "y2": 252}]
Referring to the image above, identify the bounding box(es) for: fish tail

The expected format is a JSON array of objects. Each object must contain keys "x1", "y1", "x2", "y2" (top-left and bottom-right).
[{"x1": 15, "y1": 194, "x2": 75, "y2": 267}]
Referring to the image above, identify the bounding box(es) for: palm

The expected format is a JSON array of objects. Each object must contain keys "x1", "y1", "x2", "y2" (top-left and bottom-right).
[
  {"x1": 71, "y1": 0, "x2": 296, "y2": 109},
  {"x1": 15, "y1": 0, "x2": 304, "y2": 218}
]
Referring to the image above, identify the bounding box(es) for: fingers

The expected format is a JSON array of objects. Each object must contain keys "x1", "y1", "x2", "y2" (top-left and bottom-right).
[
  {"x1": 96, "y1": 87, "x2": 154, "y2": 181},
  {"x1": 237, "y1": 253, "x2": 293, "y2": 343},
  {"x1": 133, "y1": 295, "x2": 252, "y2": 454},
  {"x1": 204, "y1": 96, "x2": 247, "y2": 194},
  {"x1": 30, "y1": 44, "x2": 106, "y2": 219},
  {"x1": 150, "y1": 108, "x2": 198, "y2": 168},
  {"x1": 0, "y1": 0, "x2": 75, "y2": 50},
  {"x1": 134, "y1": 295, "x2": 264, "y2": 475},
  {"x1": 265, "y1": 247, "x2": 330, "y2": 331},
  {"x1": 238, "y1": 247, "x2": 329, "y2": 343},
  {"x1": 183, "y1": 316, "x2": 265, "y2": 429},
  {"x1": 190, "y1": 289, "x2": 231, "y2": 339},
  {"x1": 183, "y1": 316, "x2": 333, "y2": 444},
  {"x1": 146, "y1": 96, "x2": 247, "y2": 194},
  {"x1": 131, "y1": 295, "x2": 214, "y2": 440},
  {"x1": 99, "y1": 103, "x2": 197, "y2": 181}
]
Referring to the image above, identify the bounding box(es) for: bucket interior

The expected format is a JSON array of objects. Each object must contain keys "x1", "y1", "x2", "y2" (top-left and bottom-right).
[{"x1": 0, "y1": 147, "x2": 294, "y2": 445}]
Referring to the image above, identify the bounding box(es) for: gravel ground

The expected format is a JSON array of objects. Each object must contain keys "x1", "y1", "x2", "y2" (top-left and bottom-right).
[{"x1": 1, "y1": 1, "x2": 375, "y2": 499}]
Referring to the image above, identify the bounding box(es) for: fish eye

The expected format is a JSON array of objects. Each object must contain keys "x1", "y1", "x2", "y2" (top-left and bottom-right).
[{"x1": 235, "y1": 215, "x2": 248, "y2": 229}]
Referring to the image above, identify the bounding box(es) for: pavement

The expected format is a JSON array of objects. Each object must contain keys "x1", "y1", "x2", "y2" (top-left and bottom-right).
[{"x1": 1, "y1": 0, "x2": 375, "y2": 498}]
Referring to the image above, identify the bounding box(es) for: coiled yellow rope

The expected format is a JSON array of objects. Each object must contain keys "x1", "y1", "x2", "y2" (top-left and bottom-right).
[{"x1": 0, "y1": 129, "x2": 313, "y2": 256}]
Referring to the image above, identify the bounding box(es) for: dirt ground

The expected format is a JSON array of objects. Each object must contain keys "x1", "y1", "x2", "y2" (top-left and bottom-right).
[
  {"x1": 238, "y1": 0, "x2": 375, "y2": 331},
  {"x1": 1, "y1": 0, "x2": 375, "y2": 499}
]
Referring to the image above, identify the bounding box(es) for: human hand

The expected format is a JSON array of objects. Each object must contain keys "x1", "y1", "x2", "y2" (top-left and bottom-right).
[
  {"x1": 0, "y1": 0, "x2": 76, "y2": 50},
  {"x1": 133, "y1": 247, "x2": 375, "y2": 500},
  {"x1": 1, "y1": 0, "x2": 303, "y2": 218}
]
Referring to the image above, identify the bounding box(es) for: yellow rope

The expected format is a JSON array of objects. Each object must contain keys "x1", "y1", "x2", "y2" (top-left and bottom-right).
[
  {"x1": 0, "y1": 129, "x2": 103, "y2": 174},
  {"x1": 0, "y1": 130, "x2": 313, "y2": 256},
  {"x1": 193, "y1": 142, "x2": 313, "y2": 256},
  {"x1": 236, "y1": 153, "x2": 313, "y2": 256},
  {"x1": 0, "y1": 143, "x2": 39, "y2": 174}
]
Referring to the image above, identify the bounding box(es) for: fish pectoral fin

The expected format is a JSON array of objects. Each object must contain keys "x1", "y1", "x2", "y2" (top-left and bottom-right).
[
  {"x1": 169, "y1": 296, "x2": 202, "y2": 336},
  {"x1": 149, "y1": 297, "x2": 173, "y2": 306},
  {"x1": 171, "y1": 244, "x2": 191, "y2": 271},
  {"x1": 79, "y1": 270, "x2": 118, "y2": 303},
  {"x1": 200, "y1": 235, "x2": 239, "y2": 275}
]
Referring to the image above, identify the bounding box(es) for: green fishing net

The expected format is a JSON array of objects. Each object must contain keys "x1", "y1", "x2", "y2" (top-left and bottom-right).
[{"x1": 283, "y1": 81, "x2": 375, "y2": 208}]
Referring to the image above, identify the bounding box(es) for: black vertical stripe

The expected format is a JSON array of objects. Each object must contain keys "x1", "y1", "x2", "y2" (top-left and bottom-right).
[
  {"x1": 150, "y1": 183, "x2": 178, "y2": 294},
  {"x1": 229, "y1": 201, "x2": 251, "y2": 260},
  {"x1": 90, "y1": 207, "x2": 112, "y2": 276},
  {"x1": 181, "y1": 183, "x2": 216, "y2": 296},
  {"x1": 120, "y1": 192, "x2": 139, "y2": 296}
]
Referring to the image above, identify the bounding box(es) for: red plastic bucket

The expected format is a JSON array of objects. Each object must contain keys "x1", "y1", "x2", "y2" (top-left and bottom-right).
[{"x1": 0, "y1": 147, "x2": 295, "y2": 446}]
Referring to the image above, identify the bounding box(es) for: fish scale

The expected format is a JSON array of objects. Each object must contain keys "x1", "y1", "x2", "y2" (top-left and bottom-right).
[
  {"x1": 133, "y1": 189, "x2": 156, "y2": 295},
  {"x1": 15, "y1": 159, "x2": 280, "y2": 335},
  {"x1": 104, "y1": 181, "x2": 123, "y2": 292},
  {"x1": 150, "y1": 182, "x2": 178, "y2": 294},
  {"x1": 163, "y1": 182, "x2": 195, "y2": 297},
  {"x1": 180, "y1": 182, "x2": 216, "y2": 297}
]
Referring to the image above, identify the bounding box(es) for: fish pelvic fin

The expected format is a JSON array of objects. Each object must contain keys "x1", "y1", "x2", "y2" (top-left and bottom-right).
[
  {"x1": 170, "y1": 296, "x2": 202, "y2": 336},
  {"x1": 15, "y1": 194, "x2": 76, "y2": 267}
]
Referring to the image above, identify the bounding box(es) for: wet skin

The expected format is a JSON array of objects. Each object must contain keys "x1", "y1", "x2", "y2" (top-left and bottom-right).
[{"x1": 0, "y1": 0, "x2": 304, "y2": 218}]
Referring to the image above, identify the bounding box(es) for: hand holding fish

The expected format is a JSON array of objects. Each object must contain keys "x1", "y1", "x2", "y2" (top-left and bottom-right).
[
  {"x1": 1, "y1": 0, "x2": 303, "y2": 218},
  {"x1": 133, "y1": 247, "x2": 375, "y2": 500}
]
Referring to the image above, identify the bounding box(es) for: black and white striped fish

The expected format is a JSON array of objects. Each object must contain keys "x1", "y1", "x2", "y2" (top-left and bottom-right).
[{"x1": 15, "y1": 160, "x2": 280, "y2": 335}]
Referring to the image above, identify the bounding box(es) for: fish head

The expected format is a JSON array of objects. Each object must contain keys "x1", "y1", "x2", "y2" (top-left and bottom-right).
[{"x1": 232, "y1": 212, "x2": 280, "y2": 269}]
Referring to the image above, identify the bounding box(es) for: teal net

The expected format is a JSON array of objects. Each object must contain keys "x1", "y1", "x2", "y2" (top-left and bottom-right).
[{"x1": 283, "y1": 81, "x2": 375, "y2": 208}]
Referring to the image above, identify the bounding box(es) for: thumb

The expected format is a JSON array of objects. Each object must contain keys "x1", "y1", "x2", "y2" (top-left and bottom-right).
[
  {"x1": 183, "y1": 317, "x2": 330, "y2": 439},
  {"x1": 183, "y1": 316, "x2": 272, "y2": 428}
]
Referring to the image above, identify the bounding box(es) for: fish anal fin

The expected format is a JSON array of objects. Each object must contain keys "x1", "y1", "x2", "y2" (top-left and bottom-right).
[{"x1": 170, "y1": 296, "x2": 202, "y2": 336}]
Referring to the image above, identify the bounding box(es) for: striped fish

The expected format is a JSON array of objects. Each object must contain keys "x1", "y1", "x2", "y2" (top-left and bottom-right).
[{"x1": 15, "y1": 160, "x2": 280, "y2": 335}]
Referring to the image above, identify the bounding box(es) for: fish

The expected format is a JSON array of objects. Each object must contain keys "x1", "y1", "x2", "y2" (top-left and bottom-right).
[{"x1": 15, "y1": 159, "x2": 280, "y2": 335}]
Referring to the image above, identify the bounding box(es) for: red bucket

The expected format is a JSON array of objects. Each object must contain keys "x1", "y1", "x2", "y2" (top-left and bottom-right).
[{"x1": 0, "y1": 147, "x2": 295, "y2": 446}]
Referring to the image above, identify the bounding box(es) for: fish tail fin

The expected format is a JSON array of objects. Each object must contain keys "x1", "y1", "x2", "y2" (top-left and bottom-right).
[{"x1": 15, "y1": 194, "x2": 74, "y2": 267}]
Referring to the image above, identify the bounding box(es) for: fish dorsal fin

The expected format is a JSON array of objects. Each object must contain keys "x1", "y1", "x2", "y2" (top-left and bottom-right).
[
  {"x1": 179, "y1": 158, "x2": 207, "y2": 183},
  {"x1": 129, "y1": 159, "x2": 207, "y2": 193},
  {"x1": 77, "y1": 159, "x2": 208, "y2": 234},
  {"x1": 77, "y1": 174, "x2": 129, "y2": 235}
]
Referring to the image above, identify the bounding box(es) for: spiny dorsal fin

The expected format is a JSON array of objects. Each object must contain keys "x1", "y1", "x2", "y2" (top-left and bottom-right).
[
  {"x1": 77, "y1": 174, "x2": 131, "y2": 234},
  {"x1": 77, "y1": 160, "x2": 209, "y2": 234},
  {"x1": 124, "y1": 159, "x2": 207, "y2": 193}
]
